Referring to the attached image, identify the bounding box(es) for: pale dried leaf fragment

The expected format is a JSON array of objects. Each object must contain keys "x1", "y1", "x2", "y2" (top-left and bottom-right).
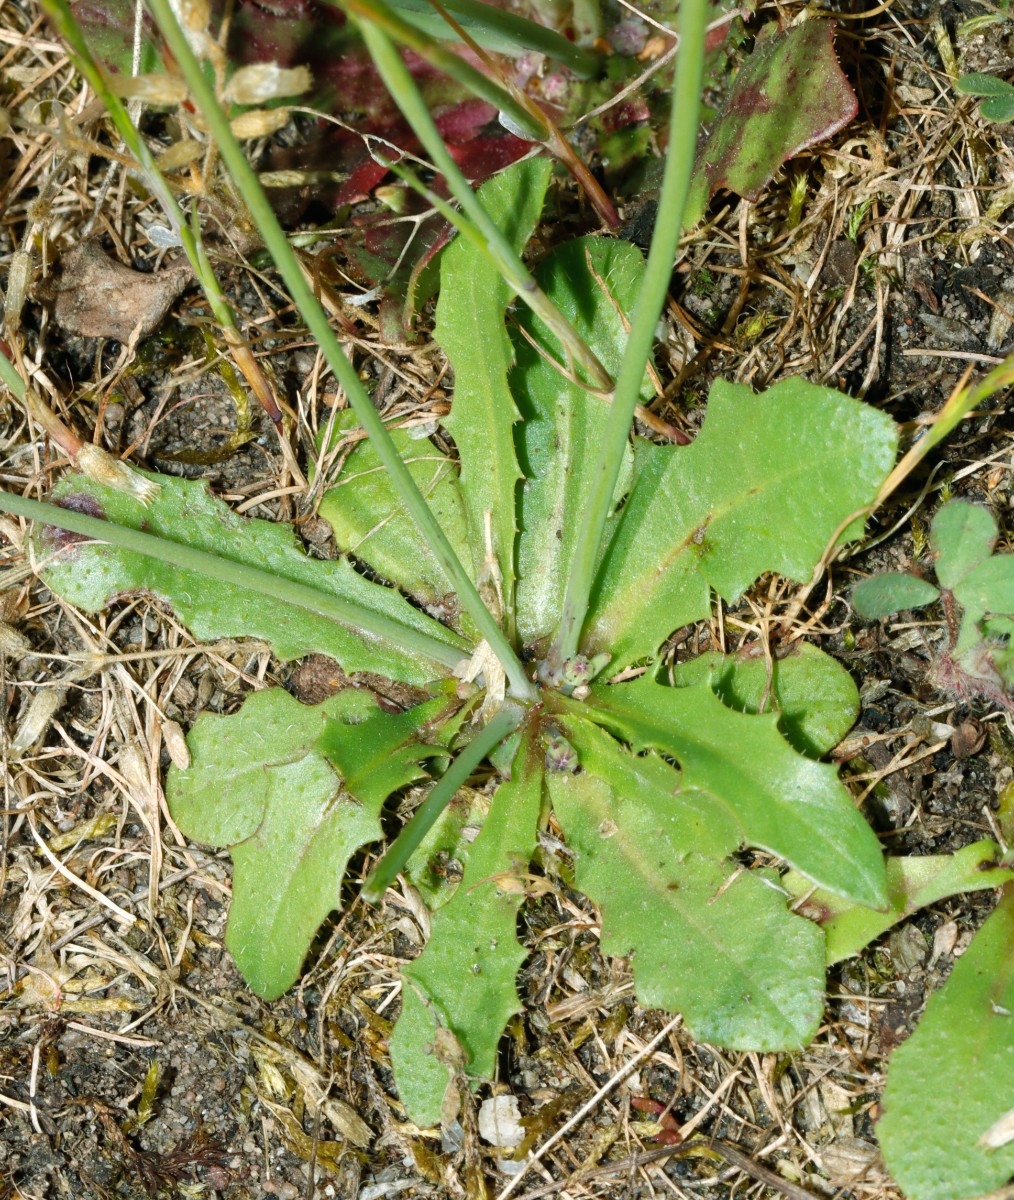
[
  {"x1": 980, "y1": 1106, "x2": 1014, "y2": 1149},
  {"x1": 36, "y1": 241, "x2": 191, "y2": 343},
  {"x1": 223, "y1": 63, "x2": 312, "y2": 105},
  {"x1": 106, "y1": 73, "x2": 189, "y2": 105},
  {"x1": 229, "y1": 108, "x2": 290, "y2": 140}
]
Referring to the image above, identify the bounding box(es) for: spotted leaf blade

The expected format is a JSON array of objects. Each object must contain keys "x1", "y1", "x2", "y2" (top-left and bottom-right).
[
  {"x1": 390, "y1": 730, "x2": 543, "y2": 1126},
  {"x1": 585, "y1": 675, "x2": 887, "y2": 908},
  {"x1": 40, "y1": 472, "x2": 466, "y2": 684},
  {"x1": 548, "y1": 717, "x2": 825, "y2": 1048},
  {"x1": 582, "y1": 378, "x2": 897, "y2": 670},
  {"x1": 167, "y1": 688, "x2": 457, "y2": 999},
  {"x1": 438, "y1": 157, "x2": 552, "y2": 622},
  {"x1": 877, "y1": 886, "x2": 1014, "y2": 1200}
]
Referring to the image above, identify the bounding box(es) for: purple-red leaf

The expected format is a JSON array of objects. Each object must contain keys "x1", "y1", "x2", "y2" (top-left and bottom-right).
[{"x1": 686, "y1": 19, "x2": 857, "y2": 226}]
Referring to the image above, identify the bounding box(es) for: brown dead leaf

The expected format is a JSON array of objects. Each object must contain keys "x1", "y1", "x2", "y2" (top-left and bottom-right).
[{"x1": 36, "y1": 240, "x2": 191, "y2": 342}]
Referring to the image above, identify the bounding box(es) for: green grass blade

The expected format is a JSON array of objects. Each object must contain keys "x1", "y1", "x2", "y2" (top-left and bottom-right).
[
  {"x1": 361, "y1": 704, "x2": 522, "y2": 902},
  {"x1": 555, "y1": 0, "x2": 709, "y2": 662},
  {"x1": 384, "y1": 0, "x2": 599, "y2": 75},
  {"x1": 352, "y1": 15, "x2": 612, "y2": 391},
  {"x1": 0, "y1": 489, "x2": 466, "y2": 672},
  {"x1": 143, "y1": 0, "x2": 534, "y2": 700}
]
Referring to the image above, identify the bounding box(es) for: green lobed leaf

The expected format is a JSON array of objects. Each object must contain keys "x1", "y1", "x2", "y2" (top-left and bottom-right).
[
  {"x1": 685, "y1": 20, "x2": 858, "y2": 227},
  {"x1": 670, "y1": 642, "x2": 859, "y2": 758},
  {"x1": 785, "y1": 841, "x2": 1014, "y2": 964},
  {"x1": 584, "y1": 674, "x2": 888, "y2": 908},
  {"x1": 390, "y1": 730, "x2": 544, "y2": 1126},
  {"x1": 877, "y1": 885, "x2": 1014, "y2": 1200},
  {"x1": 581, "y1": 377, "x2": 898, "y2": 671},
  {"x1": 547, "y1": 716, "x2": 825, "y2": 1048},
  {"x1": 318, "y1": 412, "x2": 474, "y2": 632},
  {"x1": 852, "y1": 572, "x2": 940, "y2": 619},
  {"x1": 438, "y1": 157, "x2": 552, "y2": 622},
  {"x1": 513, "y1": 236, "x2": 646, "y2": 651},
  {"x1": 167, "y1": 687, "x2": 458, "y2": 999},
  {"x1": 39, "y1": 472, "x2": 466, "y2": 685}
]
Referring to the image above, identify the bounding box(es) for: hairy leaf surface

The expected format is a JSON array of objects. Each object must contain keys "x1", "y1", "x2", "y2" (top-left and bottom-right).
[
  {"x1": 391, "y1": 730, "x2": 543, "y2": 1126},
  {"x1": 852, "y1": 572, "x2": 939, "y2": 618},
  {"x1": 585, "y1": 675, "x2": 887, "y2": 908},
  {"x1": 548, "y1": 716, "x2": 825, "y2": 1047},
  {"x1": 167, "y1": 687, "x2": 457, "y2": 998},
  {"x1": 685, "y1": 20, "x2": 857, "y2": 227},
  {"x1": 513, "y1": 236, "x2": 645, "y2": 649},
  {"x1": 877, "y1": 886, "x2": 1014, "y2": 1200},
  {"x1": 40, "y1": 473, "x2": 466, "y2": 683},
  {"x1": 582, "y1": 378, "x2": 898, "y2": 669},
  {"x1": 439, "y1": 157, "x2": 552, "y2": 619}
]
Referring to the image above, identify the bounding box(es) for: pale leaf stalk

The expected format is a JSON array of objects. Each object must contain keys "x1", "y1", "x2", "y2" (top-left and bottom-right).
[
  {"x1": 361, "y1": 704, "x2": 523, "y2": 903},
  {"x1": 0, "y1": 490, "x2": 466, "y2": 672},
  {"x1": 555, "y1": 0, "x2": 709, "y2": 663},
  {"x1": 40, "y1": 0, "x2": 290, "y2": 433},
  {"x1": 144, "y1": 0, "x2": 536, "y2": 701},
  {"x1": 353, "y1": 17, "x2": 613, "y2": 392}
]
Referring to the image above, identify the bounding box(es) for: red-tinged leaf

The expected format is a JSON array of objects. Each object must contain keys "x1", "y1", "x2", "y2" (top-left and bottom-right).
[{"x1": 685, "y1": 19, "x2": 857, "y2": 226}]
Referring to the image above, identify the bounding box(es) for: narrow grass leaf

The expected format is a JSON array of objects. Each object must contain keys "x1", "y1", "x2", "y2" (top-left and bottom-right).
[
  {"x1": 38, "y1": 473, "x2": 466, "y2": 683},
  {"x1": 390, "y1": 730, "x2": 543, "y2": 1126}
]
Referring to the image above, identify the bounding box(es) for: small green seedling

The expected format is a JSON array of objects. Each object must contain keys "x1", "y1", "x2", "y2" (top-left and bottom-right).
[
  {"x1": 854, "y1": 500, "x2": 1014, "y2": 706},
  {"x1": 956, "y1": 72, "x2": 1014, "y2": 123}
]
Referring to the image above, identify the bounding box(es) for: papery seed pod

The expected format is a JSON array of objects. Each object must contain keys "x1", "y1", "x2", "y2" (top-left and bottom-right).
[
  {"x1": 11, "y1": 685, "x2": 67, "y2": 753},
  {"x1": 5, "y1": 249, "x2": 32, "y2": 331},
  {"x1": 987, "y1": 291, "x2": 1014, "y2": 352},
  {"x1": 155, "y1": 139, "x2": 203, "y2": 172},
  {"x1": 229, "y1": 108, "x2": 290, "y2": 140},
  {"x1": 257, "y1": 169, "x2": 311, "y2": 188},
  {"x1": 76, "y1": 444, "x2": 160, "y2": 504},
  {"x1": 106, "y1": 74, "x2": 189, "y2": 105},
  {"x1": 161, "y1": 719, "x2": 191, "y2": 770},
  {"x1": 0, "y1": 621, "x2": 30, "y2": 658},
  {"x1": 224, "y1": 63, "x2": 312, "y2": 106}
]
